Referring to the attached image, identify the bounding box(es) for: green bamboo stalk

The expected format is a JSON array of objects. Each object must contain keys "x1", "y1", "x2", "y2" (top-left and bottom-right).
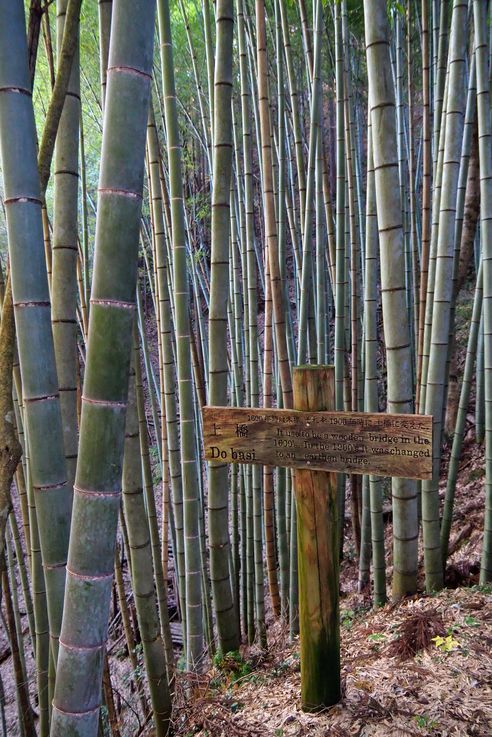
[
  {"x1": 297, "y1": 0, "x2": 322, "y2": 364},
  {"x1": 246, "y1": 466, "x2": 255, "y2": 642},
  {"x1": 42, "y1": 4, "x2": 56, "y2": 92},
  {"x1": 97, "y1": 0, "x2": 111, "y2": 105},
  {"x1": 159, "y1": 0, "x2": 210, "y2": 661},
  {"x1": 406, "y1": 5, "x2": 419, "y2": 356},
  {"x1": 315, "y1": 135, "x2": 326, "y2": 365},
  {"x1": 122, "y1": 361, "x2": 172, "y2": 736},
  {"x1": 6, "y1": 530, "x2": 34, "y2": 737},
  {"x1": 202, "y1": 0, "x2": 215, "y2": 145},
  {"x1": 419, "y1": 70, "x2": 449, "y2": 411},
  {"x1": 0, "y1": 0, "x2": 71, "y2": 663},
  {"x1": 417, "y1": 0, "x2": 431, "y2": 407},
  {"x1": 41, "y1": 205, "x2": 53, "y2": 297},
  {"x1": 278, "y1": 0, "x2": 306, "y2": 243},
  {"x1": 79, "y1": 114, "x2": 90, "y2": 330},
  {"x1": 432, "y1": 0, "x2": 449, "y2": 174},
  {"x1": 237, "y1": 0, "x2": 261, "y2": 638},
  {"x1": 343, "y1": 1, "x2": 362, "y2": 418},
  {"x1": 51, "y1": 0, "x2": 80, "y2": 489},
  {"x1": 9, "y1": 511, "x2": 35, "y2": 658},
  {"x1": 422, "y1": 0, "x2": 467, "y2": 592},
  {"x1": 441, "y1": 261, "x2": 482, "y2": 562},
  {"x1": 334, "y1": 1, "x2": 347, "y2": 546},
  {"x1": 37, "y1": 0, "x2": 83, "y2": 193},
  {"x1": 364, "y1": 0, "x2": 418, "y2": 599},
  {"x1": 444, "y1": 58, "x2": 477, "y2": 438},
  {"x1": 343, "y1": 3, "x2": 363, "y2": 553},
  {"x1": 2, "y1": 559, "x2": 36, "y2": 737},
  {"x1": 230, "y1": 461, "x2": 240, "y2": 625},
  {"x1": 477, "y1": 313, "x2": 485, "y2": 443},
  {"x1": 134, "y1": 335, "x2": 175, "y2": 674},
  {"x1": 395, "y1": 12, "x2": 407, "y2": 326},
  {"x1": 257, "y1": 256, "x2": 272, "y2": 644},
  {"x1": 288, "y1": 473, "x2": 299, "y2": 637},
  {"x1": 113, "y1": 544, "x2": 148, "y2": 718},
  {"x1": 431, "y1": 0, "x2": 439, "y2": 90},
  {"x1": 146, "y1": 110, "x2": 187, "y2": 655},
  {"x1": 179, "y1": 0, "x2": 212, "y2": 172},
  {"x1": 231, "y1": 130, "x2": 250, "y2": 629},
  {"x1": 24, "y1": 459, "x2": 50, "y2": 737},
  {"x1": 256, "y1": 0, "x2": 293, "y2": 410},
  {"x1": 358, "y1": 475, "x2": 371, "y2": 592},
  {"x1": 11, "y1": 392, "x2": 30, "y2": 567},
  {"x1": 136, "y1": 290, "x2": 162, "y2": 463},
  {"x1": 228, "y1": 199, "x2": 243, "y2": 622},
  {"x1": 50, "y1": 1, "x2": 161, "y2": 733},
  {"x1": 361, "y1": 124, "x2": 385, "y2": 605},
  {"x1": 206, "y1": 0, "x2": 240, "y2": 656},
  {"x1": 298, "y1": 0, "x2": 313, "y2": 82},
  {"x1": 474, "y1": 0, "x2": 492, "y2": 584}
]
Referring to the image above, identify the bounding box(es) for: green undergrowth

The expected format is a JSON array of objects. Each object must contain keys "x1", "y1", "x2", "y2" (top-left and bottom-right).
[
  {"x1": 209, "y1": 649, "x2": 300, "y2": 693},
  {"x1": 211, "y1": 650, "x2": 254, "y2": 688},
  {"x1": 340, "y1": 601, "x2": 370, "y2": 630}
]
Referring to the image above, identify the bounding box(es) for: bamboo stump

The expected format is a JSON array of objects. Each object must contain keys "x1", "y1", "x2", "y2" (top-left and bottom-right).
[{"x1": 293, "y1": 365, "x2": 340, "y2": 711}]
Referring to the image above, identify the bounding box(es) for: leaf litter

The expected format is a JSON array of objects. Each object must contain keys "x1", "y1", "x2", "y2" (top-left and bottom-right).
[{"x1": 181, "y1": 588, "x2": 492, "y2": 737}]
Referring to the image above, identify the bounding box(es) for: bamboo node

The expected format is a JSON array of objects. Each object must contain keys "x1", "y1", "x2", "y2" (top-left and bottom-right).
[
  {"x1": 107, "y1": 64, "x2": 152, "y2": 80},
  {"x1": 81, "y1": 395, "x2": 127, "y2": 409},
  {"x1": 90, "y1": 297, "x2": 135, "y2": 310}
]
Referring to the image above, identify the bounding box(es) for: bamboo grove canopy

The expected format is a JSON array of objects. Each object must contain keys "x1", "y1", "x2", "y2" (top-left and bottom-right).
[{"x1": 0, "y1": 0, "x2": 491, "y2": 735}]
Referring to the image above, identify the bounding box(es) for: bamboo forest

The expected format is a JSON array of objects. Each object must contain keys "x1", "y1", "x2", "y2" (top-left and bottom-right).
[{"x1": 2, "y1": 0, "x2": 492, "y2": 734}]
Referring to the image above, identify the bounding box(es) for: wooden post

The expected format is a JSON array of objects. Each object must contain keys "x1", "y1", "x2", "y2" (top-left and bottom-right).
[{"x1": 293, "y1": 365, "x2": 340, "y2": 711}]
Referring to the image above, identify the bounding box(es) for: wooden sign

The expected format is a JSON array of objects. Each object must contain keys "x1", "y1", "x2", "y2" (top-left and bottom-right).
[
  {"x1": 203, "y1": 406, "x2": 432, "y2": 480},
  {"x1": 203, "y1": 366, "x2": 433, "y2": 713}
]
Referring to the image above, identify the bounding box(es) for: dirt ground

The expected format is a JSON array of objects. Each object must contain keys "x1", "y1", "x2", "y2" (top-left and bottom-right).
[
  {"x1": 174, "y1": 585, "x2": 491, "y2": 737},
  {"x1": 170, "y1": 435, "x2": 491, "y2": 737}
]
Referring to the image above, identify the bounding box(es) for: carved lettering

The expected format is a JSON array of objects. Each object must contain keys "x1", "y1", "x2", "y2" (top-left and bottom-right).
[{"x1": 203, "y1": 406, "x2": 433, "y2": 480}]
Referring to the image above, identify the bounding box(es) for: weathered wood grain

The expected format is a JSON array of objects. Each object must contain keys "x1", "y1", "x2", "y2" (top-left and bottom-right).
[
  {"x1": 293, "y1": 366, "x2": 340, "y2": 710},
  {"x1": 203, "y1": 405, "x2": 433, "y2": 480}
]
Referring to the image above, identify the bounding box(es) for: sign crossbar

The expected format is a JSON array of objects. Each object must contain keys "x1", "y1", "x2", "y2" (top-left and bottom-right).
[{"x1": 204, "y1": 406, "x2": 433, "y2": 480}]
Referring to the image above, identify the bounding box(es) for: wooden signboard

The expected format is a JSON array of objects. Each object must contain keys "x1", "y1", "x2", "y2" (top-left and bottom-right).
[
  {"x1": 202, "y1": 366, "x2": 433, "y2": 713},
  {"x1": 203, "y1": 406, "x2": 433, "y2": 480}
]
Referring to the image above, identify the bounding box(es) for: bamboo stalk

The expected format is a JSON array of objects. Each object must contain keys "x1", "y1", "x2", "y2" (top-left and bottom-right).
[
  {"x1": 122, "y1": 361, "x2": 172, "y2": 736},
  {"x1": 0, "y1": 0, "x2": 71, "y2": 664},
  {"x1": 441, "y1": 262, "x2": 483, "y2": 562},
  {"x1": 2, "y1": 565, "x2": 36, "y2": 737},
  {"x1": 50, "y1": 2, "x2": 164, "y2": 732},
  {"x1": 205, "y1": 0, "x2": 240, "y2": 656},
  {"x1": 422, "y1": 0, "x2": 467, "y2": 592},
  {"x1": 364, "y1": 0, "x2": 418, "y2": 599},
  {"x1": 474, "y1": 0, "x2": 492, "y2": 584}
]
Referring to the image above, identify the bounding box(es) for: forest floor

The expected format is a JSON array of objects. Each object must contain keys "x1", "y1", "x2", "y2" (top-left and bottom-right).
[
  {"x1": 173, "y1": 438, "x2": 492, "y2": 737},
  {"x1": 178, "y1": 583, "x2": 492, "y2": 737}
]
